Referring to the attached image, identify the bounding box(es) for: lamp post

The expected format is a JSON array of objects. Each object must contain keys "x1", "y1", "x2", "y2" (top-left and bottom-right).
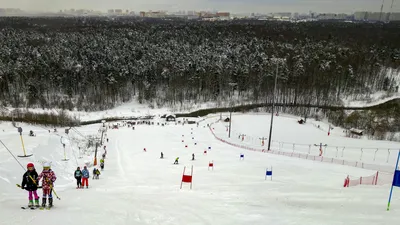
[
  {"x1": 228, "y1": 82, "x2": 237, "y2": 138},
  {"x1": 267, "y1": 58, "x2": 286, "y2": 151}
]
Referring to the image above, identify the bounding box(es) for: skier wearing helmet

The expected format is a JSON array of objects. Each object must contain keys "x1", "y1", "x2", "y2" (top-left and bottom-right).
[
  {"x1": 81, "y1": 166, "x2": 90, "y2": 188},
  {"x1": 74, "y1": 167, "x2": 83, "y2": 189},
  {"x1": 37, "y1": 162, "x2": 57, "y2": 208},
  {"x1": 21, "y1": 163, "x2": 40, "y2": 207}
]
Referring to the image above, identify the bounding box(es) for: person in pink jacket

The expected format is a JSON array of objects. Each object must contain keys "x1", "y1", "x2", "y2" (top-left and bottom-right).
[{"x1": 37, "y1": 162, "x2": 57, "y2": 207}]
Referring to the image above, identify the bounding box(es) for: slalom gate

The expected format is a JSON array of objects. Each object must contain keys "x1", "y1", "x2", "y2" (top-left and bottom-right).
[
  {"x1": 180, "y1": 166, "x2": 193, "y2": 189},
  {"x1": 265, "y1": 167, "x2": 273, "y2": 180},
  {"x1": 208, "y1": 161, "x2": 214, "y2": 170}
]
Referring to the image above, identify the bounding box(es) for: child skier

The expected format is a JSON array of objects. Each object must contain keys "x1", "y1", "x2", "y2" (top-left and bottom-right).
[
  {"x1": 92, "y1": 168, "x2": 96, "y2": 179},
  {"x1": 174, "y1": 157, "x2": 179, "y2": 164},
  {"x1": 96, "y1": 168, "x2": 101, "y2": 179},
  {"x1": 74, "y1": 167, "x2": 82, "y2": 189},
  {"x1": 37, "y1": 162, "x2": 57, "y2": 208},
  {"x1": 21, "y1": 163, "x2": 40, "y2": 207},
  {"x1": 81, "y1": 166, "x2": 90, "y2": 188},
  {"x1": 100, "y1": 158, "x2": 105, "y2": 171},
  {"x1": 92, "y1": 168, "x2": 101, "y2": 179}
]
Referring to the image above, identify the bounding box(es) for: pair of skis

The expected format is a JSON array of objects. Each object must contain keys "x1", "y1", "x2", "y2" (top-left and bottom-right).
[
  {"x1": 17, "y1": 184, "x2": 55, "y2": 210},
  {"x1": 21, "y1": 206, "x2": 36, "y2": 210},
  {"x1": 21, "y1": 205, "x2": 53, "y2": 210}
]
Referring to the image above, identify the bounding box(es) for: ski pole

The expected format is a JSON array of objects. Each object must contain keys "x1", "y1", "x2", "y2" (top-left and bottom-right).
[
  {"x1": 50, "y1": 184, "x2": 60, "y2": 200},
  {"x1": 28, "y1": 175, "x2": 39, "y2": 186},
  {"x1": 16, "y1": 184, "x2": 42, "y2": 189},
  {"x1": 45, "y1": 178, "x2": 60, "y2": 200}
]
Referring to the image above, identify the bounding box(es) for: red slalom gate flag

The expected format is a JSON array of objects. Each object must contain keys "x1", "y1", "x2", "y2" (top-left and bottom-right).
[{"x1": 181, "y1": 165, "x2": 193, "y2": 189}]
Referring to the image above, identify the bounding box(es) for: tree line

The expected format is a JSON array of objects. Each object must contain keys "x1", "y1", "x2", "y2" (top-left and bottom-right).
[{"x1": 0, "y1": 17, "x2": 399, "y2": 114}]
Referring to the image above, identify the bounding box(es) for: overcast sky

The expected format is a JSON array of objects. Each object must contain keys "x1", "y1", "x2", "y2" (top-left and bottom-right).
[{"x1": 1, "y1": 0, "x2": 399, "y2": 14}]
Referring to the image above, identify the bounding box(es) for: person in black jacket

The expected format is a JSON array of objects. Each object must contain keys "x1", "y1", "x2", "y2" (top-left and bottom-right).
[
  {"x1": 21, "y1": 163, "x2": 40, "y2": 207},
  {"x1": 74, "y1": 167, "x2": 83, "y2": 189}
]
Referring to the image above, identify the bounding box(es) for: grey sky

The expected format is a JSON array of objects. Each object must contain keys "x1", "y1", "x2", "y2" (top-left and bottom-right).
[{"x1": 1, "y1": 0, "x2": 399, "y2": 14}]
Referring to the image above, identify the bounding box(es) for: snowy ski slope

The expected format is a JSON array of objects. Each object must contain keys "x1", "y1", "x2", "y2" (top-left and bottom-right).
[
  {"x1": 0, "y1": 114, "x2": 399, "y2": 225},
  {"x1": 213, "y1": 113, "x2": 400, "y2": 169}
]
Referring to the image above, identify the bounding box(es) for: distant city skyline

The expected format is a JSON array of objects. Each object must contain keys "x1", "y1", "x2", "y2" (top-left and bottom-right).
[{"x1": 1, "y1": 0, "x2": 399, "y2": 14}]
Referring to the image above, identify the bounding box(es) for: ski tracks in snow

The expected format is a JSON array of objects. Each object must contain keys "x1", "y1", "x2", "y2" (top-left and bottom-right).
[{"x1": 115, "y1": 138, "x2": 127, "y2": 180}]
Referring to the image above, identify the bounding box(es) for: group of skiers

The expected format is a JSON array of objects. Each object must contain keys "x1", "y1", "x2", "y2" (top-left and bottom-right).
[
  {"x1": 162, "y1": 153, "x2": 194, "y2": 164},
  {"x1": 73, "y1": 149, "x2": 106, "y2": 189},
  {"x1": 173, "y1": 154, "x2": 195, "y2": 164},
  {"x1": 72, "y1": 165, "x2": 102, "y2": 188},
  {"x1": 73, "y1": 166, "x2": 90, "y2": 189},
  {"x1": 20, "y1": 162, "x2": 57, "y2": 208},
  {"x1": 21, "y1": 144, "x2": 108, "y2": 208}
]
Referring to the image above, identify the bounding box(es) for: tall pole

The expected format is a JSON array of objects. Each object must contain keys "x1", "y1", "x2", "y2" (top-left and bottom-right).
[
  {"x1": 100, "y1": 120, "x2": 106, "y2": 145},
  {"x1": 19, "y1": 134, "x2": 27, "y2": 156},
  {"x1": 100, "y1": 130, "x2": 105, "y2": 145},
  {"x1": 229, "y1": 111, "x2": 232, "y2": 138},
  {"x1": 379, "y1": 0, "x2": 385, "y2": 21},
  {"x1": 388, "y1": 0, "x2": 395, "y2": 22},
  {"x1": 267, "y1": 62, "x2": 279, "y2": 151},
  {"x1": 94, "y1": 142, "x2": 99, "y2": 166},
  {"x1": 387, "y1": 150, "x2": 400, "y2": 211},
  {"x1": 228, "y1": 83, "x2": 236, "y2": 138}
]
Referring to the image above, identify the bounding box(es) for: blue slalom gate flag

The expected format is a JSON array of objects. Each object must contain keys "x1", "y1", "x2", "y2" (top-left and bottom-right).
[
  {"x1": 393, "y1": 170, "x2": 400, "y2": 187},
  {"x1": 387, "y1": 150, "x2": 400, "y2": 211},
  {"x1": 265, "y1": 167, "x2": 273, "y2": 180}
]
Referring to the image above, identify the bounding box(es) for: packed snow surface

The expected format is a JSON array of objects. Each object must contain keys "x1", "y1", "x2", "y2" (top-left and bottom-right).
[
  {"x1": 215, "y1": 113, "x2": 400, "y2": 167},
  {"x1": 0, "y1": 114, "x2": 399, "y2": 225}
]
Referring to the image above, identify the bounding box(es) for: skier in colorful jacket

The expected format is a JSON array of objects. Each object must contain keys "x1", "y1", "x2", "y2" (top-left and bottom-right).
[
  {"x1": 37, "y1": 162, "x2": 57, "y2": 207},
  {"x1": 81, "y1": 166, "x2": 90, "y2": 188}
]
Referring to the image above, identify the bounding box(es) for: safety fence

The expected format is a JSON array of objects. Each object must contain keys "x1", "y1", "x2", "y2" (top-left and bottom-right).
[
  {"x1": 343, "y1": 171, "x2": 394, "y2": 187},
  {"x1": 223, "y1": 129, "x2": 399, "y2": 165},
  {"x1": 208, "y1": 121, "x2": 396, "y2": 173},
  {"x1": 344, "y1": 172, "x2": 378, "y2": 187}
]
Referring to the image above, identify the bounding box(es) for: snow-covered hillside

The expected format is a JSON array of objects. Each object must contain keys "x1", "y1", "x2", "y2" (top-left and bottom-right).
[
  {"x1": 342, "y1": 92, "x2": 400, "y2": 107},
  {"x1": 0, "y1": 113, "x2": 399, "y2": 225},
  {"x1": 2, "y1": 91, "x2": 400, "y2": 123}
]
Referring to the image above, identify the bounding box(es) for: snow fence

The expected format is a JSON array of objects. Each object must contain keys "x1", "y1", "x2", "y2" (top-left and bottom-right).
[{"x1": 208, "y1": 122, "x2": 396, "y2": 174}]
